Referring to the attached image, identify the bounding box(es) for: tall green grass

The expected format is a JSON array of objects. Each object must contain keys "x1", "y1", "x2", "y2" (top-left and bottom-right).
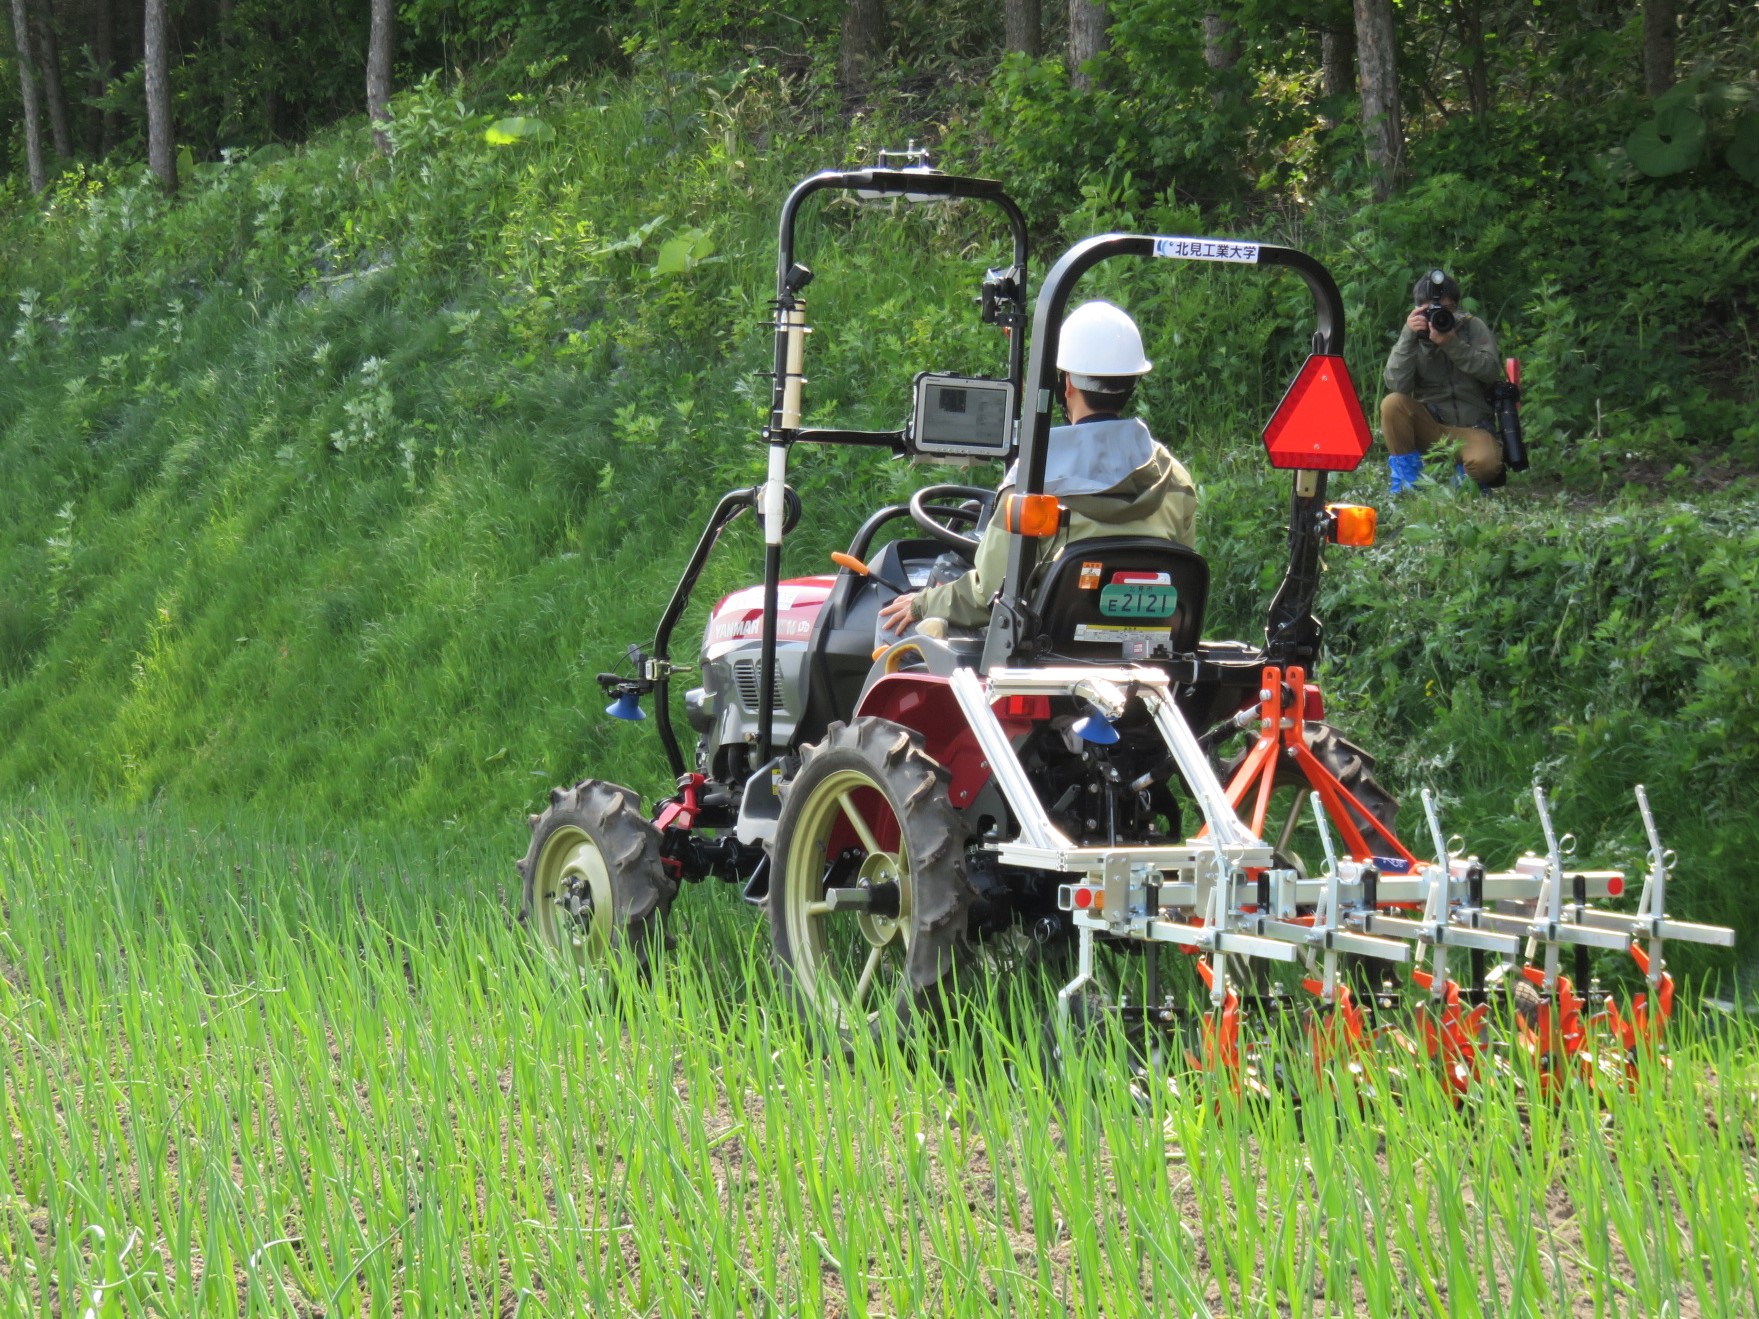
[{"x1": 3, "y1": 803, "x2": 1755, "y2": 1315}]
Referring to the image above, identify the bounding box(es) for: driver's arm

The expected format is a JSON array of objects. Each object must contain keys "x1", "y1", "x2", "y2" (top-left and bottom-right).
[{"x1": 907, "y1": 515, "x2": 1009, "y2": 629}]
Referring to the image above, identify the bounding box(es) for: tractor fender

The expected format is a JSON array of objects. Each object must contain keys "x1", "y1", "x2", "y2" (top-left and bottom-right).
[{"x1": 855, "y1": 673, "x2": 994, "y2": 812}]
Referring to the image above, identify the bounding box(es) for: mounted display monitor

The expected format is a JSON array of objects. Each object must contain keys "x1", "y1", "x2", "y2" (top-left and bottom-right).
[{"x1": 910, "y1": 373, "x2": 1016, "y2": 460}]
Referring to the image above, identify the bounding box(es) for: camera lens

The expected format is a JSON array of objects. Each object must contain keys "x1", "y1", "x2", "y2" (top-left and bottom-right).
[{"x1": 1428, "y1": 304, "x2": 1456, "y2": 334}]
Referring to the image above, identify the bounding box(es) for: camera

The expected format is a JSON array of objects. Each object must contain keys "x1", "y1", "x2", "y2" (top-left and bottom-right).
[{"x1": 1417, "y1": 267, "x2": 1456, "y2": 338}]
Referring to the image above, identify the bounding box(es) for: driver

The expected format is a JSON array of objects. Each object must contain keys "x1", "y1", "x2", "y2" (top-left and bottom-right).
[{"x1": 879, "y1": 299, "x2": 1195, "y2": 634}]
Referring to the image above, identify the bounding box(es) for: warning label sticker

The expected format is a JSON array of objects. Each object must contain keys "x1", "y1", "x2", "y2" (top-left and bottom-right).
[{"x1": 1074, "y1": 623, "x2": 1171, "y2": 650}]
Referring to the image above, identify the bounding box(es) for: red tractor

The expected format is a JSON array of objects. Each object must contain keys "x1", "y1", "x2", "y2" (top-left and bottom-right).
[{"x1": 519, "y1": 160, "x2": 1730, "y2": 1084}]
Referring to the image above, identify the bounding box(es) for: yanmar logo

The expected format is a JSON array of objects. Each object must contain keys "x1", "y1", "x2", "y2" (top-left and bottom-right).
[{"x1": 710, "y1": 616, "x2": 814, "y2": 642}]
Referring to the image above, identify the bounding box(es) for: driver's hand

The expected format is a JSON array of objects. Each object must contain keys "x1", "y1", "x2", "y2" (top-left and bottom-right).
[
  {"x1": 878, "y1": 592, "x2": 917, "y2": 636},
  {"x1": 1405, "y1": 307, "x2": 1430, "y2": 336}
]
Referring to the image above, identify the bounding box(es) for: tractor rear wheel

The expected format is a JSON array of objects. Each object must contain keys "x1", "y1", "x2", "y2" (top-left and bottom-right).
[
  {"x1": 770, "y1": 717, "x2": 975, "y2": 1040},
  {"x1": 518, "y1": 780, "x2": 676, "y2": 975}
]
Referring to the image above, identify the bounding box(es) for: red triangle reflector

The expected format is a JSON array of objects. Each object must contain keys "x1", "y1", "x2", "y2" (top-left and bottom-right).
[{"x1": 1261, "y1": 354, "x2": 1373, "y2": 472}]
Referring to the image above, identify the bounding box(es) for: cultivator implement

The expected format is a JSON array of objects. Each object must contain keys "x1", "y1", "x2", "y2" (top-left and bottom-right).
[{"x1": 965, "y1": 661, "x2": 1741, "y2": 1096}]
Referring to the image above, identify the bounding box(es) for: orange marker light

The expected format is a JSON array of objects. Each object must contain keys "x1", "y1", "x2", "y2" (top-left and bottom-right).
[
  {"x1": 1327, "y1": 503, "x2": 1377, "y2": 547},
  {"x1": 1002, "y1": 493, "x2": 1063, "y2": 538}
]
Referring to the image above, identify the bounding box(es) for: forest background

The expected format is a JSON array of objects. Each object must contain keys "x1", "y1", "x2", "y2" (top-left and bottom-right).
[{"x1": 2, "y1": 0, "x2": 1757, "y2": 973}]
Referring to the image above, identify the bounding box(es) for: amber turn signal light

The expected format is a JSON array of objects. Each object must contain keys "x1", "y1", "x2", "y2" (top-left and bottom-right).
[
  {"x1": 1326, "y1": 503, "x2": 1377, "y2": 547},
  {"x1": 1001, "y1": 493, "x2": 1063, "y2": 538}
]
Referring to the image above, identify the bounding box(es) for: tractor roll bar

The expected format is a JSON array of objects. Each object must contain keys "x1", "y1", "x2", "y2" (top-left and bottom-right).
[
  {"x1": 754, "y1": 168, "x2": 1031, "y2": 765},
  {"x1": 768, "y1": 168, "x2": 1030, "y2": 438},
  {"x1": 981, "y1": 235, "x2": 1348, "y2": 672}
]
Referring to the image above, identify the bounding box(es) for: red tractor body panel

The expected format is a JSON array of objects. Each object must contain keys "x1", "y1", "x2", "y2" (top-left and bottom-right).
[{"x1": 704, "y1": 576, "x2": 835, "y2": 660}]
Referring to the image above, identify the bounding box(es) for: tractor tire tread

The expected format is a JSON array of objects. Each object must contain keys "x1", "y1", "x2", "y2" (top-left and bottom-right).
[
  {"x1": 772, "y1": 718, "x2": 976, "y2": 1025},
  {"x1": 517, "y1": 778, "x2": 677, "y2": 967}
]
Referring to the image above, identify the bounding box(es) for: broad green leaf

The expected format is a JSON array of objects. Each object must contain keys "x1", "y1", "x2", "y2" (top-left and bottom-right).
[
  {"x1": 1626, "y1": 107, "x2": 1706, "y2": 177},
  {"x1": 653, "y1": 228, "x2": 714, "y2": 276},
  {"x1": 484, "y1": 116, "x2": 556, "y2": 146}
]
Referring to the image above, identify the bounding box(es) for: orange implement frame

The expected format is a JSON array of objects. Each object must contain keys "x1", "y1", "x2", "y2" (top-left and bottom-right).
[{"x1": 1215, "y1": 665, "x2": 1418, "y2": 867}]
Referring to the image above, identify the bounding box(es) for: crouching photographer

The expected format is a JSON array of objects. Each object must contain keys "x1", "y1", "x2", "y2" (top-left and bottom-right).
[{"x1": 1379, "y1": 268, "x2": 1511, "y2": 493}]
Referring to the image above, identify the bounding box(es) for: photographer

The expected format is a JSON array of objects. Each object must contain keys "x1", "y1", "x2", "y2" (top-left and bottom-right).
[{"x1": 1380, "y1": 269, "x2": 1505, "y2": 493}]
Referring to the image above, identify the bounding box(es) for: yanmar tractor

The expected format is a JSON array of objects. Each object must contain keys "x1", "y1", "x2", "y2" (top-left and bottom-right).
[{"x1": 519, "y1": 160, "x2": 1732, "y2": 1088}]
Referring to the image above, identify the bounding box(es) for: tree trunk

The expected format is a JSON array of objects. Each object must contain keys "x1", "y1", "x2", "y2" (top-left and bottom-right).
[
  {"x1": 30, "y1": 0, "x2": 72, "y2": 158},
  {"x1": 838, "y1": 0, "x2": 884, "y2": 96},
  {"x1": 1068, "y1": 0, "x2": 1108, "y2": 91},
  {"x1": 91, "y1": 0, "x2": 116, "y2": 153},
  {"x1": 1202, "y1": 9, "x2": 1239, "y2": 70},
  {"x1": 367, "y1": 0, "x2": 393, "y2": 154},
  {"x1": 144, "y1": 0, "x2": 176, "y2": 191},
  {"x1": 1005, "y1": 0, "x2": 1040, "y2": 57},
  {"x1": 1642, "y1": 0, "x2": 1674, "y2": 98},
  {"x1": 1456, "y1": 0, "x2": 1489, "y2": 118},
  {"x1": 1353, "y1": 0, "x2": 1402, "y2": 201},
  {"x1": 8, "y1": 0, "x2": 46, "y2": 191},
  {"x1": 1320, "y1": 24, "x2": 1351, "y2": 129}
]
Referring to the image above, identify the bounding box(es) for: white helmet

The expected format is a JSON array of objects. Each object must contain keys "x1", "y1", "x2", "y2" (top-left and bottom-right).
[{"x1": 1057, "y1": 300, "x2": 1152, "y2": 388}]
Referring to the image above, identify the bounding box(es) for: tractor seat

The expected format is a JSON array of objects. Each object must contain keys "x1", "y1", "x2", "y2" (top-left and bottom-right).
[{"x1": 1026, "y1": 536, "x2": 1208, "y2": 662}]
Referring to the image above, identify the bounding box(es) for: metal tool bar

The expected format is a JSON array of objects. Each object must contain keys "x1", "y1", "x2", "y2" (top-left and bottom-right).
[
  {"x1": 1473, "y1": 910, "x2": 1636, "y2": 952},
  {"x1": 1004, "y1": 844, "x2": 1275, "y2": 875},
  {"x1": 1251, "y1": 917, "x2": 1410, "y2": 963},
  {"x1": 1363, "y1": 914, "x2": 1522, "y2": 956},
  {"x1": 1042, "y1": 870, "x2": 1629, "y2": 912},
  {"x1": 949, "y1": 667, "x2": 1071, "y2": 854},
  {"x1": 1138, "y1": 918, "x2": 1307, "y2": 962}
]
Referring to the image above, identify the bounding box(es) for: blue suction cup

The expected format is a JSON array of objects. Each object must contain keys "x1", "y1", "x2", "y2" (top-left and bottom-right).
[
  {"x1": 606, "y1": 689, "x2": 647, "y2": 721},
  {"x1": 1071, "y1": 704, "x2": 1119, "y2": 745}
]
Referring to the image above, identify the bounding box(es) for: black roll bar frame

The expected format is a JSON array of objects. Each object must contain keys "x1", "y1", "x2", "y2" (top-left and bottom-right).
[
  {"x1": 752, "y1": 168, "x2": 1030, "y2": 765},
  {"x1": 978, "y1": 235, "x2": 1354, "y2": 674}
]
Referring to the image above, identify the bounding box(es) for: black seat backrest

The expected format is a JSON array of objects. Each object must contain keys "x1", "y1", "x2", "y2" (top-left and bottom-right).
[{"x1": 1027, "y1": 536, "x2": 1209, "y2": 661}]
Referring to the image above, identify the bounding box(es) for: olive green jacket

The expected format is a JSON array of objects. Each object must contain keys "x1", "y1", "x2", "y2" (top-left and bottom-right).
[
  {"x1": 1382, "y1": 311, "x2": 1502, "y2": 430},
  {"x1": 911, "y1": 421, "x2": 1197, "y2": 629}
]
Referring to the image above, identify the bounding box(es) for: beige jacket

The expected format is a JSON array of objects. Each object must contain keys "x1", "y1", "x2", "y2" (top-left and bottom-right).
[{"x1": 911, "y1": 419, "x2": 1197, "y2": 629}]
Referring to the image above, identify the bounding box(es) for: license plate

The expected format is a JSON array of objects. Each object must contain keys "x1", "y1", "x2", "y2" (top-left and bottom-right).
[{"x1": 1099, "y1": 583, "x2": 1178, "y2": 619}]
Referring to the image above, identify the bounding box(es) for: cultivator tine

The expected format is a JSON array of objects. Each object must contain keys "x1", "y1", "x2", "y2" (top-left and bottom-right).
[
  {"x1": 1419, "y1": 789, "x2": 1455, "y2": 1000},
  {"x1": 1056, "y1": 923, "x2": 1099, "y2": 1024},
  {"x1": 1311, "y1": 794, "x2": 1342, "y2": 1005},
  {"x1": 1531, "y1": 783, "x2": 1567, "y2": 993},
  {"x1": 1634, "y1": 784, "x2": 1671, "y2": 994}
]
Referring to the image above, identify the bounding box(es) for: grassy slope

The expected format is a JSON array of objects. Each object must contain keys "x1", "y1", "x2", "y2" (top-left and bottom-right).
[{"x1": 0, "y1": 70, "x2": 1755, "y2": 977}]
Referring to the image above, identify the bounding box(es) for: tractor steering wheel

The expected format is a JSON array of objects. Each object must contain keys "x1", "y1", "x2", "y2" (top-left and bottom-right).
[{"x1": 908, "y1": 484, "x2": 996, "y2": 558}]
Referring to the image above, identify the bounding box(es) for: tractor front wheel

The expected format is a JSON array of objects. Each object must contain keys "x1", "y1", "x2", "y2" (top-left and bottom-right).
[
  {"x1": 518, "y1": 780, "x2": 676, "y2": 975},
  {"x1": 770, "y1": 718, "x2": 975, "y2": 1040}
]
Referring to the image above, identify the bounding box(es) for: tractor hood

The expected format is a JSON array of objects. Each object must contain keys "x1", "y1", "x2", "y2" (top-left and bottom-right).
[{"x1": 704, "y1": 576, "x2": 835, "y2": 661}]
